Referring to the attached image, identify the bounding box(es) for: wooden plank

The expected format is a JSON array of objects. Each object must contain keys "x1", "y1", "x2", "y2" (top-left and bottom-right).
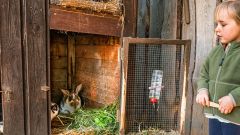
[
  {"x1": 67, "y1": 34, "x2": 75, "y2": 90},
  {"x1": 0, "y1": 0, "x2": 25, "y2": 134},
  {"x1": 191, "y1": 1, "x2": 217, "y2": 135},
  {"x1": 23, "y1": 0, "x2": 50, "y2": 134},
  {"x1": 51, "y1": 56, "x2": 67, "y2": 69},
  {"x1": 149, "y1": 0, "x2": 164, "y2": 38},
  {"x1": 181, "y1": 0, "x2": 195, "y2": 134},
  {"x1": 52, "y1": 69, "x2": 67, "y2": 81},
  {"x1": 126, "y1": 38, "x2": 190, "y2": 45},
  {"x1": 185, "y1": 1, "x2": 217, "y2": 135},
  {"x1": 50, "y1": 5, "x2": 122, "y2": 37},
  {"x1": 183, "y1": 0, "x2": 190, "y2": 24},
  {"x1": 123, "y1": 0, "x2": 137, "y2": 37},
  {"x1": 120, "y1": 38, "x2": 130, "y2": 134},
  {"x1": 137, "y1": 0, "x2": 149, "y2": 38}
]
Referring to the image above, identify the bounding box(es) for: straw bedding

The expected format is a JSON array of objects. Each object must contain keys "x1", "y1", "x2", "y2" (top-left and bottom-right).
[{"x1": 51, "y1": 0, "x2": 122, "y2": 15}]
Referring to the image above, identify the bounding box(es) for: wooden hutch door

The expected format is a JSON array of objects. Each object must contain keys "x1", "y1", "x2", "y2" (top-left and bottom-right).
[{"x1": 0, "y1": 0, "x2": 50, "y2": 135}]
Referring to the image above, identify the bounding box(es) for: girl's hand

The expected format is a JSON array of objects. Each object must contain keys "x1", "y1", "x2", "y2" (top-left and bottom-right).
[
  {"x1": 218, "y1": 96, "x2": 234, "y2": 114},
  {"x1": 196, "y1": 90, "x2": 210, "y2": 107}
]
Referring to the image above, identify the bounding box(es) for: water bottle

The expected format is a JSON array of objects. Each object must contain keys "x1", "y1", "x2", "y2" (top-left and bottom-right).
[{"x1": 149, "y1": 70, "x2": 163, "y2": 105}]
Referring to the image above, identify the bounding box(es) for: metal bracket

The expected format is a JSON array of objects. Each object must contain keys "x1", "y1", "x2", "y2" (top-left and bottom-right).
[
  {"x1": 41, "y1": 86, "x2": 50, "y2": 92},
  {"x1": 120, "y1": 48, "x2": 124, "y2": 60},
  {"x1": 0, "y1": 90, "x2": 13, "y2": 102}
]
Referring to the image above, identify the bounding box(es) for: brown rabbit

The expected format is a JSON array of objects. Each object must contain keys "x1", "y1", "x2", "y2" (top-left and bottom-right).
[{"x1": 60, "y1": 84, "x2": 83, "y2": 114}]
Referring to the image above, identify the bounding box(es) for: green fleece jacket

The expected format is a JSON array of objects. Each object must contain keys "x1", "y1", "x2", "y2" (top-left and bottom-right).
[{"x1": 197, "y1": 41, "x2": 240, "y2": 124}]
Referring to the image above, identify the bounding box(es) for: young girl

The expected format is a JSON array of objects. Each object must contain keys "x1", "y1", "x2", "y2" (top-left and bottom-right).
[{"x1": 196, "y1": 1, "x2": 240, "y2": 135}]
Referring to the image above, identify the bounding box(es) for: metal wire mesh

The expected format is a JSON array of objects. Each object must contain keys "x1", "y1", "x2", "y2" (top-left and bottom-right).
[{"x1": 125, "y1": 44, "x2": 185, "y2": 133}]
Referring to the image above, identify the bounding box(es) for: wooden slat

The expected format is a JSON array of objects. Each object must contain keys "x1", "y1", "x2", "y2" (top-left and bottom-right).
[
  {"x1": 149, "y1": 0, "x2": 164, "y2": 38},
  {"x1": 67, "y1": 34, "x2": 75, "y2": 90},
  {"x1": 190, "y1": 1, "x2": 217, "y2": 135},
  {"x1": 123, "y1": 0, "x2": 137, "y2": 37},
  {"x1": 50, "y1": 5, "x2": 122, "y2": 37},
  {"x1": 0, "y1": 0, "x2": 25, "y2": 134},
  {"x1": 23, "y1": 0, "x2": 50, "y2": 134},
  {"x1": 181, "y1": 0, "x2": 195, "y2": 134}
]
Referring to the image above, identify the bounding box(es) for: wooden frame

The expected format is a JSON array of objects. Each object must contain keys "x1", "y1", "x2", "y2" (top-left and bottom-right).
[
  {"x1": 120, "y1": 37, "x2": 191, "y2": 135},
  {"x1": 50, "y1": 5, "x2": 122, "y2": 37}
]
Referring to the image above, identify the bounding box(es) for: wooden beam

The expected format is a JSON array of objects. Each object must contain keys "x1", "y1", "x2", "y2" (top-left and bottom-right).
[
  {"x1": 50, "y1": 5, "x2": 122, "y2": 37},
  {"x1": 123, "y1": 0, "x2": 137, "y2": 37}
]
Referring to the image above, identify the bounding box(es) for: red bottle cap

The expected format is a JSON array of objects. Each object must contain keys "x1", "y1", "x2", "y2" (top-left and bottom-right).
[{"x1": 150, "y1": 98, "x2": 158, "y2": 103}]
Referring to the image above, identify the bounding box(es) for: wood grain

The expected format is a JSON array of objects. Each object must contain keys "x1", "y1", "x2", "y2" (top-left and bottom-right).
[
  {"x1": 50, "y1": 5, "x2": 122, "y2": 37},
  {"x1": 0, "y1": 0, "x2": 25, "y2": 134}
]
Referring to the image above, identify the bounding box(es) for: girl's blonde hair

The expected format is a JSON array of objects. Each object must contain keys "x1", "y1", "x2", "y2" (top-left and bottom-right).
[{"x1": 215, "y1": 1, "x2": 240, "y2": 24}]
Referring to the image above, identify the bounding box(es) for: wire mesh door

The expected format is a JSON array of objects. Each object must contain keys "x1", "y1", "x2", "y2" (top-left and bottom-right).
[{"x1": 120, "y1": 38, "x2": 191, "y2": 135}]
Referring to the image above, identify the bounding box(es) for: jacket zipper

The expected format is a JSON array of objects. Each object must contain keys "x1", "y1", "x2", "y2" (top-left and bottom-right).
[{"x1": 213, "y1": 44, "x2": 231, "y2": 114}]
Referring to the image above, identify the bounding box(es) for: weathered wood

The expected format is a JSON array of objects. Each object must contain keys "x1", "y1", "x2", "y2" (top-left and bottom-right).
[
  {"x1": 160, "y1": 0, "x2": 178, "y2": 131},
  {"x1": 150, "y1": 0, "x2": 164, "y2": 38},
  {"x1": 180, "y1": 40, "x2": 191, "y2": 135},
  {"x1": 67, "y1": 34, "x2": 76, "y2": 90},
  {"x1": 50, "y1": 34, "x2": 68, "y2": 54},
  {"x1": 181, "y1": 0, "x2": 196, "y2": 134},
  {"x1": 182, "y1": 1, "x2": 217, "y2": 135},
  {"x1": 52, "y1": 69, "x2": 67, "y2": 81},
  {"x1": 50, "y1": 31, "x2": 68, "y2": 102},
  {"x1": 123, "y1": 0, "x2": 137, "y2": 37},
  {"x1": 192, "y1": 1, "x2": 216, "y2": 135},
  {"x1": 183, "y1": 0, "x2": 190, "y2": 24},
  {"x1": 0, "y1": 0, "x2": 25, "y2": 134},
  {"x1": 50, "y1": 5, "x2": 122, "y2": 37},
  {"x1": 120, "y1": 38, "x2": 130, "y2": 135},
  {"x1": 51, "y1": 56, "x2": 68, "y2": 69},
  {"x1": 23, "y1": 0, "x2": 50, "y2": 134},
  {"x1": 137, "y1": 0, "x2": 149, "y2": 38}
]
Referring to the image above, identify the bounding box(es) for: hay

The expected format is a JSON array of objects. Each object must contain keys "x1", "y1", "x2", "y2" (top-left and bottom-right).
[
  {"x1": 127, "y1": 129, "x2": 180, "y2": 135},
  {"x1": 52, "y1": 0, "x2": 122, "y2": 15},
  {"x1": 52, "y1": 117, "x2": 180, "y2": 135},
  {"x1": 51, "y1": 102, "x2": 119, "y2": 135}
]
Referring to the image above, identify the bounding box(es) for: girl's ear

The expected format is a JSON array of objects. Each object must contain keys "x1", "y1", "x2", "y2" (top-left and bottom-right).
[
  {"x1": 61, "y1": 89, "x2": 69, "y2": 96},
  {"x1": 75, "y1": 84, "x2": 83, "y2": 94}
]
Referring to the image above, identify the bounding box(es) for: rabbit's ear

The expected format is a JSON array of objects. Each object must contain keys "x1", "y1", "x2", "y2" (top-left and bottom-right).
[
  {"x1": 75, "y1": 84, "x2": 82, "y2": 94},
  {"x1": 61, "y1": 89, "x2": 70, "y2": 96}
]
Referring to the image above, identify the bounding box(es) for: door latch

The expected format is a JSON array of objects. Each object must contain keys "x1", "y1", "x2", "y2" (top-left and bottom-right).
[{"x1": 0, "y1": 90, "x2": 13, "y2": 102}]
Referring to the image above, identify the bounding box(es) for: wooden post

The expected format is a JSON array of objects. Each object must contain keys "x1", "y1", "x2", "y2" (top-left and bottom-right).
[
  {"x1": 67, "y1": 34, "x2": 76, "y2": 90},
  {"x1": 22, "y1": 0, "x2": 50, "y2": 134}
]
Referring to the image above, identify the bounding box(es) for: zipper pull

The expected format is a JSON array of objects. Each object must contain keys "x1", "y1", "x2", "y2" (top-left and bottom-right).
[{"x1": 219, "y1": 57, "x2": 224, "y2": 66}]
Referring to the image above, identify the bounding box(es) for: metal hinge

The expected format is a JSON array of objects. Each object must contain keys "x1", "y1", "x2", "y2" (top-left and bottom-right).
[
  {"x1": 41, "y1": 86, "x2": 50, "y2": 92},
  {"x1": 120, "y1": 48, "x2": 124, "y2": 60},
  {"x1": 0, "y1": 90, "x2": 13, "y2": 102}
]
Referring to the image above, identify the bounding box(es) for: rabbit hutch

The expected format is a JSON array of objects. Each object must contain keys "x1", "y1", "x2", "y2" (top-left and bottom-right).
[{"x1": 0, "y1": 0, "x2": 224, "y2": 135}]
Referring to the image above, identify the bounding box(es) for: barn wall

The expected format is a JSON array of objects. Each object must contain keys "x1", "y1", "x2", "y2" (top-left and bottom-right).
[
  {"x1": 50, "y1": 31, "x2": 120, "y2": 107},
  {"x1": 182, "y1": 0, "x2": 218, "y2": 135}
]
